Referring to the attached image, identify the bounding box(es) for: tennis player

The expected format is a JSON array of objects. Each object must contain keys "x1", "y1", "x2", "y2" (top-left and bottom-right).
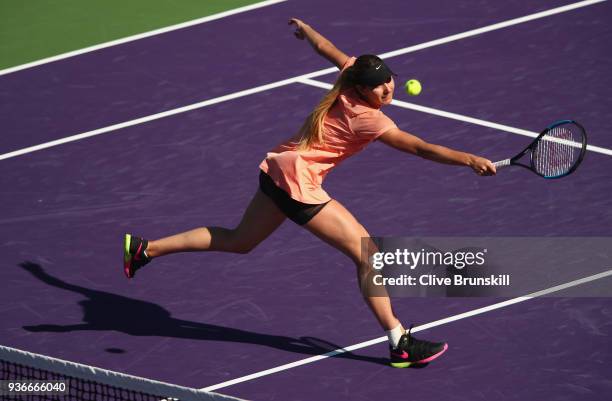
[{"x1": 124, "y1": 18, "x2": 496, "y2": 368}]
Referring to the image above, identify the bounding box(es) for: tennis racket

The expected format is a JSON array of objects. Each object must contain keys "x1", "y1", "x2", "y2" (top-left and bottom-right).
[{"x1": 494, "y1": 120, "x2": 587, "y2": 179}]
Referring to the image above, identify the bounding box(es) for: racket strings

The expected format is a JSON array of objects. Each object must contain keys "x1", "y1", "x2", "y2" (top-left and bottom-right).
[{"x1": 533, "y1": 126, "x2": 581, "y2": 177}]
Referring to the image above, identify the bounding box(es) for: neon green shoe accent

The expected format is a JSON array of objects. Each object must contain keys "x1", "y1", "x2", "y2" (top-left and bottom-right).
[
  {"x1": 124, "y1": 234, "x2": 131, "y2": 262},
  {"x1": 390, "y1": 361, "x2": 412, "y2": 368}
]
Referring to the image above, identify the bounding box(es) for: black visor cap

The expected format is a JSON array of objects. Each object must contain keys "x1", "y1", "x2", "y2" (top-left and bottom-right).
[{"x1": 355, "y1": 61, "x2": 396, "y2": 87}]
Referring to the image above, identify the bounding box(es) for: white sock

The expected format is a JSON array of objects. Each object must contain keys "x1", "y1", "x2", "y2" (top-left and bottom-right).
[{"x1": 387, "y1": 323, "x2": 405, "y2": 348}]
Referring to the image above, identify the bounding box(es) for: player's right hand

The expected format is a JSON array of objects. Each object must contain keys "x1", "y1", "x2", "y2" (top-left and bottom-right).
[{"x1": 471, "y1": 157, "x2": 496, "y2": 176}]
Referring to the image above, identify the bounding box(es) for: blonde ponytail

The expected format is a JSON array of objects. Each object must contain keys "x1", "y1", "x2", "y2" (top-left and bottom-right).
[
  {"x1": 295, "y1": 55, "x2": 388, "y2": 150},
  {"x1": 296, "y1": 70, "x2": 352, "y2": 150}
]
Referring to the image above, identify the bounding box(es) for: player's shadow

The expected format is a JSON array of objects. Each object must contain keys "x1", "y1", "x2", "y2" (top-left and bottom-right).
[{"x1": 18, "y1": 262, "x2": 391, "y2": 367}]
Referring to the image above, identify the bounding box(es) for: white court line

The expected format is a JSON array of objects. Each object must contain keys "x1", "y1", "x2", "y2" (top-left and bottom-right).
[
  {"x1": 0, "y1": 0, "x2": 288, "y2": 77},
  {"x1": 298, "y1": 77, "x2": 612, "y2": 157},
  {"x1": 202, "y1": 269, "x2": 612, "y2": 392},
  {"x1": 274, "y1": 0, "x2": 608, "y2": 81},
  {"x1": 377, "y1": 0, "x2": 607, "y2": 60},
  {"x1": 0, "y1": 77, "x2": 300, "y2": 161},
  {"x1": 0, "y1": 0, "x2": 606, "y2": 161}
]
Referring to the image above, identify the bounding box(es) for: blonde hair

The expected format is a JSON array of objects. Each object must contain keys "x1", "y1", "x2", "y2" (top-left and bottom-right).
[
  {"x1": 295, "y1": 54, "x2": 383, "y2": 150},
  {"x1": 296, "y1": 72, "x2": 350, "y2": 150}
]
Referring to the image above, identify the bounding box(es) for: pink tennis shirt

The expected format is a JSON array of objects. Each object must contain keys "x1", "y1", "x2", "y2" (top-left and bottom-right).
[{"x1": 259, "y1": 57, "x2": 398, "y2": 204}]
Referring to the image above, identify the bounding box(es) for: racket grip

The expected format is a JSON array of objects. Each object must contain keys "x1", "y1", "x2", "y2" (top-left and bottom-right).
[{"x1": 493, "y1": 159, "x2": 511, "y2": 170}]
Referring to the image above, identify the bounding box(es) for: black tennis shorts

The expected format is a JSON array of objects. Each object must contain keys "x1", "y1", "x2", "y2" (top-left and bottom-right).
[{"x1": 258, "y1": 170, "x2": 329, "y2": 225}]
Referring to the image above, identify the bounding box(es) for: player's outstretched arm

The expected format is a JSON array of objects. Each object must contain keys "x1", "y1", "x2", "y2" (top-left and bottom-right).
[
  {"x1": 289, "y1": 18, "x2": 349, "y2": 70},
  {"x1": 378, "y1": 128, "x2": 496, "y2": 176}
]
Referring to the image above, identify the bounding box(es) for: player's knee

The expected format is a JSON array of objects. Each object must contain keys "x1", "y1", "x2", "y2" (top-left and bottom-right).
[
  {"x1": 228, "y1": 234, "x2": 258, "y2": 254},
  {"x1": 233, "y1": 242, "x2": 257, "y2": 254},
  {"x1": 223, "y1": 228, "x2": 258, "y2": 254}
]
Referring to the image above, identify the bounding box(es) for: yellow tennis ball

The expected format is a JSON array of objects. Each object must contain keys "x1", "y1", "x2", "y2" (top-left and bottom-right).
[{"x1": 405, "y1": 79, "x2": 422, "y2": 96}]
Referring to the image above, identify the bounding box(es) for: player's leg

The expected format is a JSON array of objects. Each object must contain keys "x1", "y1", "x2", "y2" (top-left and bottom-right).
[
  {"x1": 303, "y1": 199, "x2": 447, "y2": 367},
  {"x1": 303, "y1": 199, "x2": 400, "y2": 330},
  {"x1": 146, "y1": 189, "x2": 286, "y2": 256},
  {"x1": 124, "y1": 189, "x2": 286, "y2": 277}
]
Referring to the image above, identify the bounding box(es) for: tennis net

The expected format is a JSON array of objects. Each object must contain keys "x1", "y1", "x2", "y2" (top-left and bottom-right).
[{"x1": 0, "y1": 345, "x2": 246, "y2": 401}]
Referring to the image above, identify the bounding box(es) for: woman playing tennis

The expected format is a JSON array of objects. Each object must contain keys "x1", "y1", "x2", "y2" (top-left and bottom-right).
[{"x1": 124, "y1": 18, "x2": 496, "y2": 368}]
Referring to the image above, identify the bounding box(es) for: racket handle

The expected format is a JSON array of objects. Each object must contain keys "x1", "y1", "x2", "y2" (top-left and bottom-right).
[{"x1": 493, "y1": 159, "x2": 511, "y2": 170}]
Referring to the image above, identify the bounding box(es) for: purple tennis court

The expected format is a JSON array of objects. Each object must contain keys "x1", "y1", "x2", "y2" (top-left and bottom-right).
[{"x1": 1, "y1": 0, "x2": 611, "y2": 400}]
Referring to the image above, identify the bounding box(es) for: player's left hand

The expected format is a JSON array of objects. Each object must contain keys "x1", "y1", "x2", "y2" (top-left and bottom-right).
[{"x1": 289, "y1": 18, "x2": 308, "y2": 40}]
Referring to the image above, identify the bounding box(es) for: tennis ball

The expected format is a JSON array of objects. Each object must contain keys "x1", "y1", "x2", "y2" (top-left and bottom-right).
[{"x1": 405, "y1": 79, "x2": 422, "y2": 96}]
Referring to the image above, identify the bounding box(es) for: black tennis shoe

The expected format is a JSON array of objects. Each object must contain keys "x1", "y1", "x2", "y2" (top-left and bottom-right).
[
  {"x1": 389, "y1": 325, "x2": 448, "y2": 368},
  {"x1": 123, "y1": 234, "x2": 151, "y2": 278}
]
